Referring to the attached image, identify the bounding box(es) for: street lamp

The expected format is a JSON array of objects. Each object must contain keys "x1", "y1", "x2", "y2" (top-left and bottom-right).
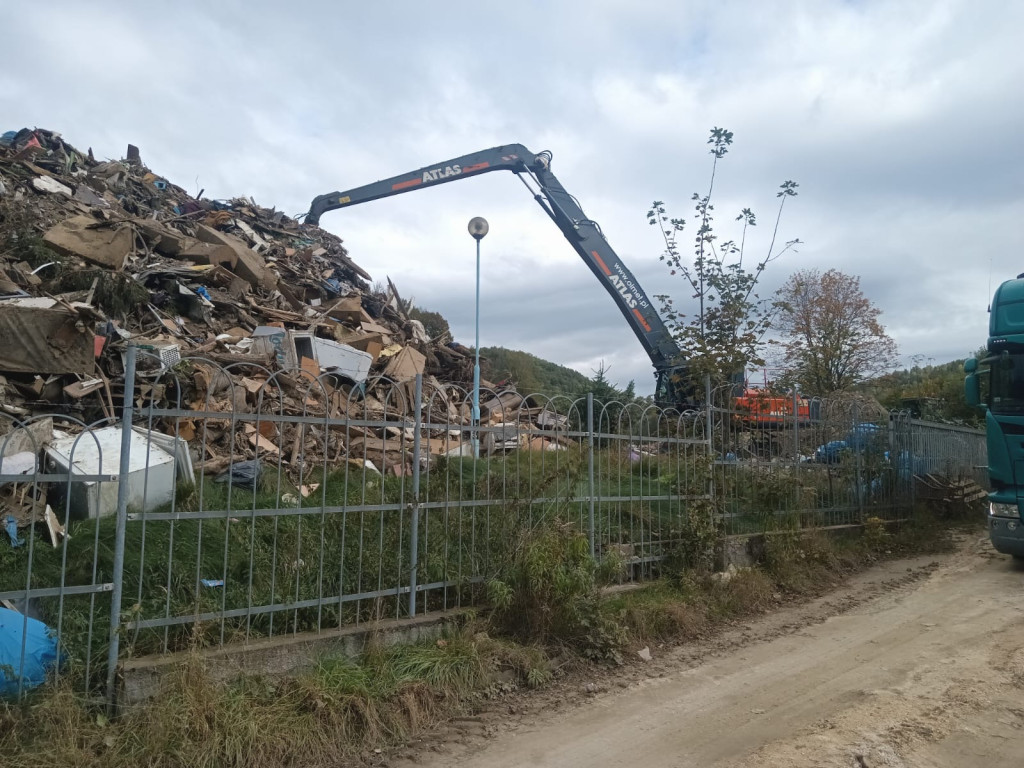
[{"x1": 468, "y1": 217, "x2": 489, "y2": 459}]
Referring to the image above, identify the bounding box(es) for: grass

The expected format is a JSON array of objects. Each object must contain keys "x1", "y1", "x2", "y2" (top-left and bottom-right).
[
  {"x1": 0, "y1": 447, "x2": 594, "y2": 683},
  {"x1": 0, "y1": 438, "x2": 921, "y2": 694},
  {"x1": 603, "y1": 581, "x2": 711, "y2": 643},
  {"x1": 716, "y1": 457, "x2": 912, "y2": 535},
  {"x1": 606, "y1": 503, "x2": 971, "y2": 648},
  {"x1": 603, "y1": 570, "x2": 778, "y2": 646},
  {"x1": 0, "y1": 504, "x2": 976, "y2": 767},
  {"x1": 0, "y1": 618, "x2": 548, "y2": 768}
]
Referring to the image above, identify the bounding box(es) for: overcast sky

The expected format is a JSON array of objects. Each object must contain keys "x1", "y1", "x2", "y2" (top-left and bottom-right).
[{"x1": 2, "y1": 0, "x2": 1021, "y2": 394}]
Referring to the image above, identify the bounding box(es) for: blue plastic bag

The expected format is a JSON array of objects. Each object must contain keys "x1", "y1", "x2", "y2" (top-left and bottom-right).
[
  {"x1": 4, "y1": 515, "x2": 22, "y2": 547},
  {"x1": 0, "y1": 607, "x2": 60, "y2": 696}
]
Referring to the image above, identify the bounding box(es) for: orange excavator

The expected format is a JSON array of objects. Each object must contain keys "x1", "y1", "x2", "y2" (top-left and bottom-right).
[{"x1": 733, "y1": 387, "x2": 814, "y2": 427}]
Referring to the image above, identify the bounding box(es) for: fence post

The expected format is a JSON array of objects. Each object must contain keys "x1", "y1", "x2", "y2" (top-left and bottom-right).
[
  {"x1": 887, "y1": 413, "x2": 899, "y2": 517},
  {"x1": 105, "y1": 344, "x2": 136, "y2": 712},
  {"x1": 409, "y1": 374, "x2": 423, "y2": 618},
  {"x1": 854, "y1": 403, "x2": 865, "y2": 523},
  {"x1": 705, "y1": 374, "x2": 714, "y2": 501},
  {"x1": 909, "y1": 417, "x2": 917, "y2": 513},
  {"x1": 700, "y1": 374, "x2": 716, "y2": 548},
  {"x1": 587, "y1": 392, "x2": 595, "y2": 560},
  {"x1": 793, "y1": 389, "x2": 800, "y2": 507}
]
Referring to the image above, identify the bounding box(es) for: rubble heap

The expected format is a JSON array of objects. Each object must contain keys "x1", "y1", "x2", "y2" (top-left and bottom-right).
[{"x1": 0, "y1": 128, "x2": 570, "y2": 493}]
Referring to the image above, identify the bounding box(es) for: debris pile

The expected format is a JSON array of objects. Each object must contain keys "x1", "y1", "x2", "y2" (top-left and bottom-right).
[
  {"x1": 913, "y1": 474, "x2": 987, "y2": 514},
  {"x1": 0, "y1": 127, "x2": 568, "y2": 511}
]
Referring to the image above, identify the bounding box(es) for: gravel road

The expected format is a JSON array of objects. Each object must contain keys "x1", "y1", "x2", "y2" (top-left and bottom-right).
[{"x1": 399, "y1": 533, "x2": 1024, "y2": 768}]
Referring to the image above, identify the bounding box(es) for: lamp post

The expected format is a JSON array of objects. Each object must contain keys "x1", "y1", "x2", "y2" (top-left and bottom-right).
[{"x1": 468, "y1": 217, "x2": 489, "y2": 459}]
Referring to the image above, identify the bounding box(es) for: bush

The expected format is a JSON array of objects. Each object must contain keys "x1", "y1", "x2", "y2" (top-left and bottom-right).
[
  {"x1": 663, "y1": 498, "x2": 720, "y2": 575},
  {"x1": 862, "y1": 516, "x2": 891, "y2": 551},
  {"x1": 486, "y1": 521, "x2": 624, "y2": 662}
]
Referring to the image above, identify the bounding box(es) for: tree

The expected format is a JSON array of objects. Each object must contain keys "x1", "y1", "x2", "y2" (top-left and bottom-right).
[
  {"x1": 774, "y1": 268, "x2": 898, "y2": 395},
  {"x1": 863, "y1": 352, "x2": 985, "y2": 426},
  {"x1": 584, "y1": 361, "x2": 623, "y2": 403},
  {"x1": 407, "y1": 306, "x2": 450, "y2": 340},
  {"x1": 481, "y1": 347, "x2": 592, "y2": 396},
  {"x1": 647, "y1": 127, "x2": 799, "y2": 386},
  {"x1": 580, "y1": 362, "x2": 642, "y2": 435}
]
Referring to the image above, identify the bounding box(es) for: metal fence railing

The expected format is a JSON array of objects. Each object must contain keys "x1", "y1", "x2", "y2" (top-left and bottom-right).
[
  {"x1": 710, "y1": 388, "x2": 986, "y2": 537},
  {"x1": 906, "y1": 418, "x2": 988, "y2": 487},
  {"x1": 0, "y1": 347, "x2": 986, "y2": 705}
]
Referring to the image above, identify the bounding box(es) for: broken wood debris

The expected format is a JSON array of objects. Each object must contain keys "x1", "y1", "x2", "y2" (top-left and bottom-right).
[
  {"x1": 913, "y1": 474, "x2": 988, "y2": 510},
  {"x1": 0, "y1": 125, "x2": 580, "y2": 506}
]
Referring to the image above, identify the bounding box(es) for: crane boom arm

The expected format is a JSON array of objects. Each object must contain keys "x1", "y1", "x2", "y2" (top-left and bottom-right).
[{"x1": 307, "y1": 143, "x2": 684, "y2": 379}]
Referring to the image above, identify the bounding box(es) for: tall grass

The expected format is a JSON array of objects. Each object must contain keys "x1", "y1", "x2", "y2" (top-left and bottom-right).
[
  {"x1": 0, "y1": 619, "x2": 546, "y2": 768},
  {"x1": 1, "y1": 506, "x2": 971, "y2": 767},
  {"x1": 0, "y1": 435, "x2": 920, "y2": 695}
]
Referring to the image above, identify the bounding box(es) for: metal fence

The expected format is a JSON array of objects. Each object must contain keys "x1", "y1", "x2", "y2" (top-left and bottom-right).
[
  {"x1": 711, "y1": 388, "x2": 987, "y2": 536},
  {"x1": 0, "y1": 348, "x2": 986, "y2": 705}
]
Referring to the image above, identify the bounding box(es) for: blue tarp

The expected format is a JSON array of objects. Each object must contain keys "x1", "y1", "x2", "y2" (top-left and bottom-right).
[{"x1": 0, "y1": 607, "x2": 60, "y2": 696}]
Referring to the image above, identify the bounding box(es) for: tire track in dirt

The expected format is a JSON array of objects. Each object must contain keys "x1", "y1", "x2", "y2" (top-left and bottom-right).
[{"x1": 393, "y1": 535, "x2": 1024, "y2": 768}]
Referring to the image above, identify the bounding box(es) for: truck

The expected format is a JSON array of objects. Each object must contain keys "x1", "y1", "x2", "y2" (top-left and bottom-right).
[{"x1": 964, "y1": 275, "x2": 1024, "y2": 558}]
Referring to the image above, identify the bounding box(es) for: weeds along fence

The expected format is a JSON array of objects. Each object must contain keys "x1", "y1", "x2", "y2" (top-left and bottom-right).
[
  {"x1": 712, "y1": 387, "x2": 986, "y2": 535},
  {"x1": 0, "y1": 348, "x2": 985, "y2": 705}
]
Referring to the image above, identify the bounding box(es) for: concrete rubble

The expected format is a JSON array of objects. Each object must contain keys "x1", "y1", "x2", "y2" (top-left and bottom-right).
[{"x1": 0, "y1": 127, "x2": 571, "y2": 527}]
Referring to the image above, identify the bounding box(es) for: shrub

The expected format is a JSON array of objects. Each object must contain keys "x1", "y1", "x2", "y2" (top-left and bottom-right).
[{"x1": 486, "y1": 520, "x2": 624, "y2": 662}]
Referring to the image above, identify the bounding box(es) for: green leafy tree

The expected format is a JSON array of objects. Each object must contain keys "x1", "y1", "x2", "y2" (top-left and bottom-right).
[
  {"x1": 580, "y1": 362, "x2": 641, "y2": 434},
  {"x1": 647, "y1": 127, "x2": 799, "y2": 387},
  {"x1": 407, "y1": 306, "x2": 451, "y2": 340}
]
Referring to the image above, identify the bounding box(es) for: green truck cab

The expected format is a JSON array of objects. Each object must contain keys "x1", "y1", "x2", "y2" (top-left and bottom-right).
[{"x1": 966, "y1": 277, "x2": 1024, "y2": 558}]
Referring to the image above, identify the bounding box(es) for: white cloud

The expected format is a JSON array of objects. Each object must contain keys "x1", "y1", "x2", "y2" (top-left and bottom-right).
[{"x1": 1, "y1": 0, "x2": 1020, "y2": 394}]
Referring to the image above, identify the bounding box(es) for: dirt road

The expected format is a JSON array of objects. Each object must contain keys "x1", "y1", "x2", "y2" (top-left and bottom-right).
[{"x1": 402, "y1": 534, "x2": 1024, "y2": 768}]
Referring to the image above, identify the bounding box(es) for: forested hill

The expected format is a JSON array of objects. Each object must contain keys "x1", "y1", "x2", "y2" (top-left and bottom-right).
[
  {"x1": 480, "y1": 347, "x2": 594, "y2": 397},
  {"x1": 862, "y1": 356, "x2": 981, "y2": 425},
  {"x1": 479, "y1": 346, "x2": 979, "y2": 423}
]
